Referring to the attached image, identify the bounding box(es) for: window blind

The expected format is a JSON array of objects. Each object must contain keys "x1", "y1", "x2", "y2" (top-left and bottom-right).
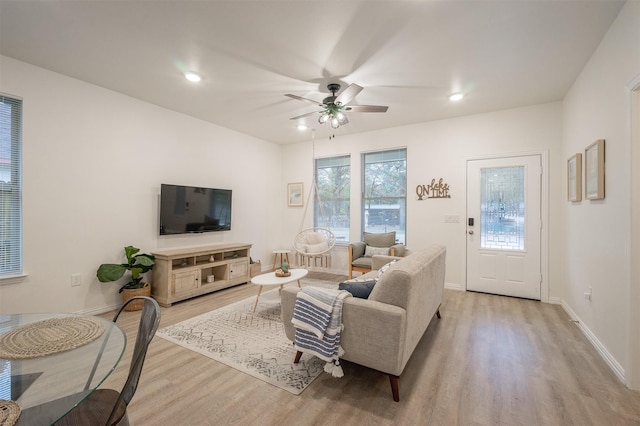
[{"x1": 0, "y1": 94, "x2": 23, "y2": 276}]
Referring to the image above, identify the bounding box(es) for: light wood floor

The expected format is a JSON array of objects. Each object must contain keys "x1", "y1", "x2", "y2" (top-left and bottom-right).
[{"x1": 99, "y1": 277, "x2": 640, "y2": 425}]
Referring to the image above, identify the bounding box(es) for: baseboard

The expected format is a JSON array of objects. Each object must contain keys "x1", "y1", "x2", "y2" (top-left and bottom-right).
[
  {"x1": 445, "y1": 282, "x2": 464, "y2": 291},
  {"x1": 557, "y1": 299, "x2": 626, "y2": 384}
]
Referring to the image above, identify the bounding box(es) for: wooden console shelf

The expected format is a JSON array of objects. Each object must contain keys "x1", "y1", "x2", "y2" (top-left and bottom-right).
[{"x1": 151, "y1": 243, "x2": 252, "y2": 307}]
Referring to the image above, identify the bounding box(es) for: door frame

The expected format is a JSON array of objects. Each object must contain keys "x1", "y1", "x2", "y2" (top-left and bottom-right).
[{"x1": 465, "y1": 150, "x2": 550, "y2": 303}]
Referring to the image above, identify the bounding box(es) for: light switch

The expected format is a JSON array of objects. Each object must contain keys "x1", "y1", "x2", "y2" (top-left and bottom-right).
[{"x1": 444, "y1": 215, "x2": 460, "y2": 223}]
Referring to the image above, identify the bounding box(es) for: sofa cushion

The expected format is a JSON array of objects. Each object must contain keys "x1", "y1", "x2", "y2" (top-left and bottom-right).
[
  {"x1": 338, "y1": 277, "x2": 377, "y2": 298},
  {"x1": 363, "y1": 231, "x2": 396, "y2": 248},
  {"x1": 365, "y1": 245, "x2": 390, "y2": 257}
]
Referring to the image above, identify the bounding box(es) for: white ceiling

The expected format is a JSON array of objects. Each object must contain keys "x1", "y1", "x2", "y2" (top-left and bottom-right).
[{"x1": 0, "y1": 1, "x2": 625, "y2": 144}]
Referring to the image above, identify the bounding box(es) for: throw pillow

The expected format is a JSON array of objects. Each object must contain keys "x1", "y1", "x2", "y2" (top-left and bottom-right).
[
  {"x1": 377, "y1": 259, "x2": 398, "y2": 278},
  {"x1": 339, "y1": 277, "x2": 378, "y2": 299},
  {"x1": 306, "y1": 241, "x2": 329, "y2": 254},
  {"x1": 364, "y1": 245, "x2": 390, "y2": 257}
]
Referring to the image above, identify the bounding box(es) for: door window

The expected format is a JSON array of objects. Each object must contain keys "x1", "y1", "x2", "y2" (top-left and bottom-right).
[{"x1": 480, "y1": 166, "x2": 525, "y2": 251}]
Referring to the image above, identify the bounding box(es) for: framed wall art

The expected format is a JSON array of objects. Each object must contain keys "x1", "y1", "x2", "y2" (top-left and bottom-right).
[
  {"x1": 287, "y1": 182, "x2": 304, "y2": 207},
  {"x1": 585, "y1": 139, "x2": 605, "y2": 200},
  {"x1": 567, "y1": 153, "x2": 582, "y2": 201}
]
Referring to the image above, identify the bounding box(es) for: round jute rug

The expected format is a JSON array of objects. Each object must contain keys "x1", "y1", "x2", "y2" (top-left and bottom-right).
[{"x1": 0, "y1": 316, "x2": 105, "y2": 359}]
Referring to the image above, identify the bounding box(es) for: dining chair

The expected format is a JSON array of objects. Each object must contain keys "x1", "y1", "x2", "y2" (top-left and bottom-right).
[{"x1": 56, "y1": 296, "x2": 161, "y2": 426}]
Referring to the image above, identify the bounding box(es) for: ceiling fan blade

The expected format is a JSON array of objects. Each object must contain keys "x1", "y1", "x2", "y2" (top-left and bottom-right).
[
  {"x1": 347, "y1": 105, "x2": 389, "y2": 113},
  {"x1": 335, "y1": 83, "x2": 363, "y2": 105},
  {"x1": 289, "y1": 111, "x2": 319, "y2": 120},
  {"x1": 285, "y1": 94, "x2": 323, "y2": 107}
]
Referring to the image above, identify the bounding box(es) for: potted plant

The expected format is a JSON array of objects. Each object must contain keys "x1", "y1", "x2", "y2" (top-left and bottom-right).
[{"x1": 97, "y1": 245, "x2": 155, "y2": 311}]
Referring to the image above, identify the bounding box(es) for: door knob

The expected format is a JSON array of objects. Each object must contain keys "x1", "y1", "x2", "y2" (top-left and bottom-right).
[{"x1": 468, "y1": 230, "x2": 474, "y2": 235}]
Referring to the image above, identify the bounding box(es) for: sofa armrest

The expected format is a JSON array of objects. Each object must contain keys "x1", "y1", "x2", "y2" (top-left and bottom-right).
[
  {"x1": 340, "y1": 297, "x2": 407, "y2": 375},
  {"x1": 281, "y1": 286, "x2": 408, "y2": 376}
]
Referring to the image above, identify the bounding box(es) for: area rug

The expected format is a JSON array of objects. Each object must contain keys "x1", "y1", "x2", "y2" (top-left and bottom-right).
[{"x1": 156, "y1": 273, "x2": 344, "y2": 395}]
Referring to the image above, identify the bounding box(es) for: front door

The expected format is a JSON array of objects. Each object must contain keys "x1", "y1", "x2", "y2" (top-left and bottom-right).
[{"x1": 466, "y1": 155, "x2": 542, "y2": 300}]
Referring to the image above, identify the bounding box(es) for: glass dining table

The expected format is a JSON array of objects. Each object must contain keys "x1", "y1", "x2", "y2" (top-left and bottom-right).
[{"x1": 0, "y1": 313, "x2": 126, "y2": 425}]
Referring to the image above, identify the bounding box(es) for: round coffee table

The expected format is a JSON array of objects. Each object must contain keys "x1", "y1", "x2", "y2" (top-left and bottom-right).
[{"x1": 250, "y1": 268, "x2": 308, "y2": 313}]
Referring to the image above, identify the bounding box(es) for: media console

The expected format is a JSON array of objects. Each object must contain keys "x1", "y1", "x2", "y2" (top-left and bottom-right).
[{"x1": 150, "y1": 243, "x2": 252, "y2": 307}]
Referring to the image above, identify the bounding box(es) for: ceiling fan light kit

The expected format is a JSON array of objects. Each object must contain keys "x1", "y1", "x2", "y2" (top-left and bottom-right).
[{"x1": 286, "y1": 83, "x2": 388, "y2": 130}]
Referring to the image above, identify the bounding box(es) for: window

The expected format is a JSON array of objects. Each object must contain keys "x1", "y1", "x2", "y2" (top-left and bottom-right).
[
  {"x1": 362, "y1": 148, "x2": 406, "y2": 244},
  {"x1": 314, "y1": 155, "x2": 350, "y2": 242},
  {"x1": 0, "y1": 94, "x2": 22, "y2": 277}
]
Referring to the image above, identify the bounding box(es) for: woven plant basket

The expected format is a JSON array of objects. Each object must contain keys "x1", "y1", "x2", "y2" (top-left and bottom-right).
[{"x1": 122, "y1": 282, "x2": 151, "y2": 311}]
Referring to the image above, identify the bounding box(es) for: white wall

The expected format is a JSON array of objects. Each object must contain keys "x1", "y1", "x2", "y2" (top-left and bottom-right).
[
  {"x1": 561, "y1": 1, "x2": 640, "y2": 388},
  {"x1": 0, "y1": 56, "x2": 283, "y2": 314},
  {"x1": 282, "y1": 102, "x2": 563, "y2": 292}
]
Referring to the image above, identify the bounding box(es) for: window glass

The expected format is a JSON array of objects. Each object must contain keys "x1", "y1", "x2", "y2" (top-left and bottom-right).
[
  {"x1": 480, "y1": 166, "x2": 525, "y2": 250},
  {"x1": 0, "y1": 95, "x2": 23, "y2": 276},
  {"x1": 314, "y1": 155, "x2": 350, "y2": 243},
  {"x1": 362, "y1": 148, "x2": 407, "y2": 244}
]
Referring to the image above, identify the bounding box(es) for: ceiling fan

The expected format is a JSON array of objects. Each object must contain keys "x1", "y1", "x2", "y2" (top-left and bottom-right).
[{"x1": 285, "y1": 83, "x2": 388, "y2": 129}]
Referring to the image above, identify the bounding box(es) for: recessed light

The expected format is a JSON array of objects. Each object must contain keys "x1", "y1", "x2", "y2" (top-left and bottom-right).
[
  {"x1": 184, "y1": 71, "x2": 203, "y2": 82},
  {"x1": 449, "y1": 92, "x2": 464, "y2": 101},
  {"x1": 297, "y1": 124, "x2": 308, "y2": 131}
]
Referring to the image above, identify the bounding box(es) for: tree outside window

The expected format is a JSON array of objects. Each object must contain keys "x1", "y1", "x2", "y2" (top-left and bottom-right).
[
  {"x1": 314, "y1": 155, "x2": 350, "y2": 242},
  {"x1": 362, "y1": 149, "x2": 406, "y2": 244}
]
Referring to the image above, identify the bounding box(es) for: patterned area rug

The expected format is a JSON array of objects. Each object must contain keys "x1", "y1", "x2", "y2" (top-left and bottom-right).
[{"x1": 156, "y1": 273, "x2": 345, "y2": 395}]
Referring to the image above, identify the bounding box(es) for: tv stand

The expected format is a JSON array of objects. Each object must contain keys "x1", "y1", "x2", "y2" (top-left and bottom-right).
[{"x1": 150, "y1": 243, "x2": 252, "y2": 307}]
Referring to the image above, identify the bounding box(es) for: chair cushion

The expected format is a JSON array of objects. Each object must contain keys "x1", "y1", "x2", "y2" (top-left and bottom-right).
[
  {"x1": 306, "y1": 241, "x2": 329, "y2": 254},
  {"x1": 303, "y1": 232, "x2": 326, "y2": 245},
  {"x1": 363, "y1": 231, "x2": 396, "y2": 247},
  {"x1": 365, "y1": 245, "x2": 390, "y2": 257},
  {"x1": 351, "y1": 256, "x2": 373, "y2": 269},
  {"x1": 339, "y1": 277, "x2": 377, "y2": 298}
]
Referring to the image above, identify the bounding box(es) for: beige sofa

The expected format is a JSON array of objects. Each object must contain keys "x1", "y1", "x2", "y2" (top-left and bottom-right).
[{"x1": 281, "y1": 244, "x2": 446, "y2": 401}]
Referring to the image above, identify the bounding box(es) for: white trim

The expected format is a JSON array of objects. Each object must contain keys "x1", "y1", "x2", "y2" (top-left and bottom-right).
[
  {"x1": 559, "y1": 299, "x2": 626, "y2": 384},
  {"x1": 0, "y1": 273, "x2": 29, "y2": 285},
  {"x1": 445, "y1": 282, "x2": 464, "y2": 291},
  {"x1": 464, "y1": 150, "x2": 549, "y2": 303},
  {"x1": 627, "y1": 73, "x2": 640, "y2": 390}
]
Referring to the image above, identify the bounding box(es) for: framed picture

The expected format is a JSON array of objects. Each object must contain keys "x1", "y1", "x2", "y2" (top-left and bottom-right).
[
  {"x1": 567, "y1": 153, "x2": 582, "y2": 201},
  {"x1": 585, "y1": 139, "x2": 605, "y2": 200},
  {"x1": 287, "y1": 182, "x2": 304, "y2": 207}
]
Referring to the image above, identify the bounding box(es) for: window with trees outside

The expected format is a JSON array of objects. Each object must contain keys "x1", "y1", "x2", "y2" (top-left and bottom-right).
[
  {"x1": 0, "y1": 94, "x2": 23, "y2": 277},
  {"x1": 362, "y1": 148, "x2": 406, "y2": 244},
  {"x1": 314, "y1": 155, "x2": 350, "y2": 243}
]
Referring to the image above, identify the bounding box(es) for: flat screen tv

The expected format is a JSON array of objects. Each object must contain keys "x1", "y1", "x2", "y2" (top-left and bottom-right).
[{"x1": 159, "y1": 184, "x2": 232, "y2": 235}]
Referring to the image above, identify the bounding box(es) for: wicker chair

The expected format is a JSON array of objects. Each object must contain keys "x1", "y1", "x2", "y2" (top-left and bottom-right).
[{"x1": 293, "y1": 227, "x2": 336, "y2": 268}]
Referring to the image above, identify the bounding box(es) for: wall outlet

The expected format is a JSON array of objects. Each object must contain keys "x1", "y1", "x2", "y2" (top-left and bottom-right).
[
  {"x1": 71, "y1": 273, "x2": 82, "y2": 287},
  {"x1": 584, "y1": 286, "x2": 592, "y2": 300}
]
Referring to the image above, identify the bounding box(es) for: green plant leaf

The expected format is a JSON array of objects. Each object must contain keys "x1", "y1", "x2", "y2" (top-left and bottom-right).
[
  {"x1": 97, "y1": 264, "x2": 127, "y2": 282},
  {"x1": 124, "y1": 245, "x2": 140, "y2": 262},
  {"x1": 135, "y1": 254, "x2": 155, "y2": 267}
]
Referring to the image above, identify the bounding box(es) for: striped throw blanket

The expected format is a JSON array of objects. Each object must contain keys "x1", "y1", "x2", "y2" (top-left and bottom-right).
[{"x1": 292, "y1": 286, "x2": 352, "y2": 377}]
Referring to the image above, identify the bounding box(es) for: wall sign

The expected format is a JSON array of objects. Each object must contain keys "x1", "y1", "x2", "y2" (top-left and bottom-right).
[{"x1": 416, "y1": 178, "x2": 451, "y2": 200}]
